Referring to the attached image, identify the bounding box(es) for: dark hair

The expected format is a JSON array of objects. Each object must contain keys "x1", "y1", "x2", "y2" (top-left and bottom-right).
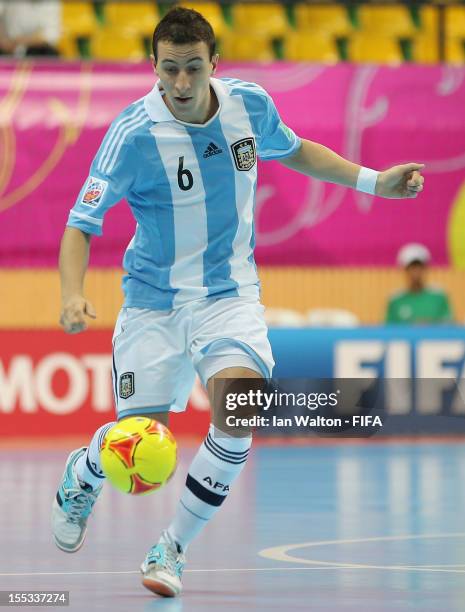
[{"x1": 152, "y1": 7, "x2": 216, "y2": 62}]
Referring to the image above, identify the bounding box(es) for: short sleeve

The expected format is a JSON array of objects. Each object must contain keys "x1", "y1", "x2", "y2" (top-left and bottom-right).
[
  {"x1": 439, "y1": 293, "x2": 453, "y2": 322},
  {"x1": 67, "y1": 121, "x2": 138, "y2": 237},
  {"x1": 253, "y1": 89, "x2": 301, "y2": 161}
]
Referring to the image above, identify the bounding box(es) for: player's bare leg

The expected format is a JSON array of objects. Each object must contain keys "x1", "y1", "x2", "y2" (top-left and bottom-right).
[{"x1": 141, "y1": 368, "x2": 260, "y2": 598}]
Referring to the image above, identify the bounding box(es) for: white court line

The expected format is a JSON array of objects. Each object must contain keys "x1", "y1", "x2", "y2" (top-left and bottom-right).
[
  {"x1": 259, "y1": 532, "x2": 465, "y2": 573},
  {"x1": 4, "y1": 533, "x2": 465, "y2": 578},
  {"x1": 0, "y1": 567, "x2": 353, "y2": 578},
  {"x1": 424, "y1": 564, "x2": 465, "y2": 568}
]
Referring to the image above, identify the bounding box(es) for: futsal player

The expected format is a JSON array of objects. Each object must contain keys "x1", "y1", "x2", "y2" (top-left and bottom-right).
[{"x1": 52, "y1": 7, "x2": 425, "y2": 597}]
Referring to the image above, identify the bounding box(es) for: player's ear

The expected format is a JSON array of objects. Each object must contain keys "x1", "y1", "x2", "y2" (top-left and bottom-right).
[
  {"x1": 211, "y1": 53, "x2": 219, "y2": 74},
  {"x1": 150, "y1": 54, "x2": 158, "y2": 75}
]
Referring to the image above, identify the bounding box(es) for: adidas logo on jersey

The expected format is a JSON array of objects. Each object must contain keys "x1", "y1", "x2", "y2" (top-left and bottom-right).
[{"x1": 203, "y1": 142, "x2": 223, "y2": 158}]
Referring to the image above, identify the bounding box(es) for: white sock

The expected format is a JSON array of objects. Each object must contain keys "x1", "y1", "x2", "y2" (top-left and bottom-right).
[
  {"x1": 167, "y1": 424, "x2": 252, "y2": 551},
  {"x1": 74, "y1": 422, "x2": 116, "y2": 489}
]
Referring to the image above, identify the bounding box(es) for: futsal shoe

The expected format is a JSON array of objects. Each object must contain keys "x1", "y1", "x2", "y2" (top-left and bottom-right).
[
  {"x1": 51, "y1": 447, "x2": 102, "y2": 553},
  {"x1": 140, "y1": 530, "x2": 186, "y2": 597}
]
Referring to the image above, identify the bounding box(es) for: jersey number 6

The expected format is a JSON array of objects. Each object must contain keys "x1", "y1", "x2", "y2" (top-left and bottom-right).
[{"x1": 177, "y1": 156, "x2": 194, "y2": 191}]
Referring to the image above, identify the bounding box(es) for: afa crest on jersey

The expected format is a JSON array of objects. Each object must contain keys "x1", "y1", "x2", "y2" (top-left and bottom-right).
[
  {"x1": 231, "y1": 138, "x2": 256, "y2": 171},
  {"x1": 81, "y1": 177, "x2": 108, "y2": 207},
  {"x1": 119, "y1": 372, "x2": 135, "y2": 399}
]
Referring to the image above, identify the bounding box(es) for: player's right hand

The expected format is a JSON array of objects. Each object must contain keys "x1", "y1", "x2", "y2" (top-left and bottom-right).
[{"x1": 60, "y1": 296, "x2": 96, "y2": 334}]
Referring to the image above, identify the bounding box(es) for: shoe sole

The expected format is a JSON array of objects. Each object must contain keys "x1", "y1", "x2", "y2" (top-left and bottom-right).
[
  {"x1": 141, "y1": 577, "x2": 179, "y2": 597},
  {"x1": 53, "y1": 531, "x2": 86, "y2": 554}
]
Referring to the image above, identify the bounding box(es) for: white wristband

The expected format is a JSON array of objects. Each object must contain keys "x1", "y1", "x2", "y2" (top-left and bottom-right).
[{"x1": 356, "y1": 167, "x2": 379, "y2": 195}]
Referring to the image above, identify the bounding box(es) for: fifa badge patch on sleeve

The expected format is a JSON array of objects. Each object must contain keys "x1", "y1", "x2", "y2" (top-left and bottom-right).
[
  {"x1": 231, "y1": 138, "x2": 256, "y2": 171},
  {"x1": 81, "y1": 176, "x2": 108, "y2": 207},
  {"x1": 119, "y1": 372, "x2": 135, "y2": 399}
]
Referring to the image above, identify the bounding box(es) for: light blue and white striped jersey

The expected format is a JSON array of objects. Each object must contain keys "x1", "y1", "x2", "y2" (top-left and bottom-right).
[{"x1": 67, "y1": 77, "x2": 301, "y2": 310}]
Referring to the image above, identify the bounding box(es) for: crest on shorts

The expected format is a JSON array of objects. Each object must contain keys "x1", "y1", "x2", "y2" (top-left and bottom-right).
[
  {"x1": 81, "y1": 176, "x2": 108, "y2": 207},
  {"x1": 231, "y1": 138, "x2": 256, "y2": 171},
  {"x1": 119, "y1": 372, "x2": 135, "y2": 399}
]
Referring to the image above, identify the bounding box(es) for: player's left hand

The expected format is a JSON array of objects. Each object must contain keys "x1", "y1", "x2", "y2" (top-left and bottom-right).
[{"x1": 376, "y1": 163, "x2": 425, "y2": 199}]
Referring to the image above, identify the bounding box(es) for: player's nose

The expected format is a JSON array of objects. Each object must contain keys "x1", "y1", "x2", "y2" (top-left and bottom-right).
[{"x1": 174, "y1": 72, "x2": 191, "y2": 95}]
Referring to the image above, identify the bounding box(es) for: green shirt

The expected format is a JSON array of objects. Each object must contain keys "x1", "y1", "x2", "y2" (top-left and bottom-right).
[{"x1": 386, "y1": 287, "x2": 453, "y2": 324}]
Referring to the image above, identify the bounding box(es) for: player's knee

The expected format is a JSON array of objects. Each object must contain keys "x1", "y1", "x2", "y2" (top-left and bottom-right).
[
  {"x1": 208, "y1": 367, "x2": 264, "y2": 437},
  {"x1": 207, "y1": 366, "x2": 262, "y2": 392},
  {"x1": 119, "y1": 411, "x2": 170, "y2": 427}
]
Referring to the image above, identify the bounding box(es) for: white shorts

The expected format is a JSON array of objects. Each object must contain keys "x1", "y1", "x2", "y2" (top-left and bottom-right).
[{"x1": 111, "y1": 296, "x2": 274, "y2": 419}]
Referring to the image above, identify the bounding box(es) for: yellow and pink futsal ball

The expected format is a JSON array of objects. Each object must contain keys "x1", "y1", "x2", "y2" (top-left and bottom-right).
[{"x1": 100, "y1": 417, "x2": 177, "y2": 495}]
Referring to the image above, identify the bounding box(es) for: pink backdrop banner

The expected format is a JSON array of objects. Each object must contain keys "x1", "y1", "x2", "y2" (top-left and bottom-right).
[{"x1": 1, "y1": 61, "x2": 464, "y2": 267}]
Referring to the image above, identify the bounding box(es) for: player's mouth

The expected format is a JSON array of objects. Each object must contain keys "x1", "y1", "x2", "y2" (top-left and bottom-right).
[{"x1": 174, "y1": 96, "x2": 193, "y2": 105}]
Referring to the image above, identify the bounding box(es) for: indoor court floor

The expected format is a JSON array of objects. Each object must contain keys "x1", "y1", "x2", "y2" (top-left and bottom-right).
[{"x1": 1, "y1": 440, "x2": 465, "y2": 611}]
